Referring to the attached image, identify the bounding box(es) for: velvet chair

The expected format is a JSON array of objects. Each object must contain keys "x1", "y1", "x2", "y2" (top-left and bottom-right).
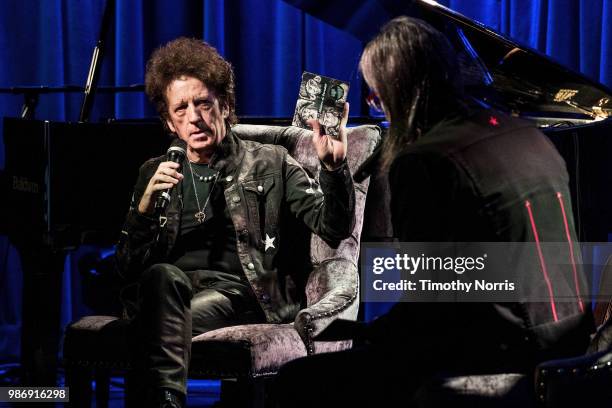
[
  {"x1": 412, "y1": 320, "x2": 612, "y2": 408},
  {"x1": 62, "y1": 124, "x2": 382, "y2": 407}
]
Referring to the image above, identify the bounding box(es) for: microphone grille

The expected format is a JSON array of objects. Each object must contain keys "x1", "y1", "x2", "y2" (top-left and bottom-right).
[{"x1": 167, "y1": 138, "x2": 187, "y2": 156}]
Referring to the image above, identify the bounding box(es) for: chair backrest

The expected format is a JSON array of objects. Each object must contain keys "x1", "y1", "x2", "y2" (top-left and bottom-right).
[
  {"x1": 233, "y1": 124, "x2": 383, "y2": 354},
  {"x1": 232, "y1": 124, "x2": 381, "y2": 303},
  {"x1": 232, "y1": 124, "x2": 382, "y2": 262}
]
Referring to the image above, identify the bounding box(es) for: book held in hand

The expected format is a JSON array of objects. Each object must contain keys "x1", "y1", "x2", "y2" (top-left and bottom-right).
[{"x1": 292, "y1": 71, "x2": 349, "y2": 137}]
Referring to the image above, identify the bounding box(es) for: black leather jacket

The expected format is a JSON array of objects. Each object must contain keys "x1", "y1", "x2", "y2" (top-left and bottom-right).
[
  {"x1": 373, "y1": 109, "x2": 594, "y2": 371},
  {"x1": 116, "y1": 129, "x2": 355, "y2": 323}
]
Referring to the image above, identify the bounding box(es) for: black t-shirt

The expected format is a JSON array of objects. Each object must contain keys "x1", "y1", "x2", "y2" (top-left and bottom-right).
[{"x1": 169, "y1": 162, "x2": 242, "y2": 274}]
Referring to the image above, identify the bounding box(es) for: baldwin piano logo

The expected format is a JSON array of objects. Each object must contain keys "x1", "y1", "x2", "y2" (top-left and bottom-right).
[{"x1": 12, "y1": 176, "x2": 39, "y2": 194}]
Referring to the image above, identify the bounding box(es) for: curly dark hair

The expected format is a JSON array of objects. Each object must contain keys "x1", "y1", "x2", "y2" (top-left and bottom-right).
[{"x1": 145, "y1": 37, "x2": 237, "y2": 126}]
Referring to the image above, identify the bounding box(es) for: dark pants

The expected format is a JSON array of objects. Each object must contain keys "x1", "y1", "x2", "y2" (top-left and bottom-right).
[
  {"x1": 273, "y1": 344, "x2": 524, "y2": 408},
  {"x1": 275, "y1": 346, "x2": 425, "y2": 408},
  {"x1": 128, "y1": 263, "x2": 264, "y2": 396}
]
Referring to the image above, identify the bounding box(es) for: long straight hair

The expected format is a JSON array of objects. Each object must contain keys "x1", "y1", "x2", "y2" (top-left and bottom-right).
[{"x1": 360, "y1": 16, "x2": 465, "y2": 170}]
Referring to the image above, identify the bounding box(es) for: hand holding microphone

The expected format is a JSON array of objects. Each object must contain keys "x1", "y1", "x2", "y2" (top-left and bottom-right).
[{"x1": 138, "y1": 138, "x2": 186, "y2": 216}]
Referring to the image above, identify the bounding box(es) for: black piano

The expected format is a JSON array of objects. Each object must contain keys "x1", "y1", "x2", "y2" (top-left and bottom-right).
[
  {"x1": 284, "y1": 0, "x2": 612, "y2": 241},
  {"x1": 2, "y1": 0, "x2": 612, "y2": 385}
]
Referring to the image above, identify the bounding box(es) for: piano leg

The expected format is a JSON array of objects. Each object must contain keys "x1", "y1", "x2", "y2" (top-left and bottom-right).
[
  {"x1": 16, "y1": 244, "x2": 66, "y2": 386},
  {"x1": 65, "y1": 365, "x2": 93, "y2": 407}
]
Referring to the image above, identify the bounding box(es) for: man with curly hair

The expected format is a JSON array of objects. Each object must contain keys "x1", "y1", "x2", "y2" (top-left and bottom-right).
[{"x1": 115, "y1": 37, "x2": 355, "y2": 407}]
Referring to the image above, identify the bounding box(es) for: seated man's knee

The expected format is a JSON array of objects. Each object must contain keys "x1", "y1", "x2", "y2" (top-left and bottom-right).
[{"x1": 141, "y1": 263, "x2": 192, "y2": 296}]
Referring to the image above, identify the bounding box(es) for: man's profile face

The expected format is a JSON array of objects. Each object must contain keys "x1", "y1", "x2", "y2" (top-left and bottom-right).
[{"x1": 165, "y1": 75, "x2": 229, "y2": 161}]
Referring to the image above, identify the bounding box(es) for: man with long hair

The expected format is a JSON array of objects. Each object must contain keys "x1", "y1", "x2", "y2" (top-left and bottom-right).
[{"x1": 276, "y1": 16, "x2": 593, "y2": 407}]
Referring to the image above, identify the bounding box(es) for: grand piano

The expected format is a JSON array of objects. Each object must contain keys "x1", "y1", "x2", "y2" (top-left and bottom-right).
[
  {"x1": 2, "y1": 0, "x2": 612, "y2": 386},
  {"x1": 287, "y1": 0, "x2": 612, "y2": 243}
]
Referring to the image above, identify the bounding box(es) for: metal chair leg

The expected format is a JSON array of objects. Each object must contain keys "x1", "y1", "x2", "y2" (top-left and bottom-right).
[
  {"x1": 220, "y1": 377, "x2": 273, "y2": 408},
  {"x1": 125, "y1": 368, "x2": 145, "y2": 408},
  {"x1": 94, "y1": 367, "x2": 110, "y2": 407},
  {"x1": 65, "y1": 365, "x2": 93, "y2": 407}
]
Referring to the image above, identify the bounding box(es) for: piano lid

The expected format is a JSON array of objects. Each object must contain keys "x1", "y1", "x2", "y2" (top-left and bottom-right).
[{"x1": 284, "y1": 0, "x2": 612, "y2": 121}]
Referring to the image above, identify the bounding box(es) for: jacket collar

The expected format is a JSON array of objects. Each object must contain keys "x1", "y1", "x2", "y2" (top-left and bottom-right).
[{"x1": 208, "y1": 128, "x2": 244, "y2": 177}]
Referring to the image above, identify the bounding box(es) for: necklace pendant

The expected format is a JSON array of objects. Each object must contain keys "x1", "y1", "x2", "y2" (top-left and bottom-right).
[{"x1": 195, "y1": 211, "x2": 206, "y2": 223}]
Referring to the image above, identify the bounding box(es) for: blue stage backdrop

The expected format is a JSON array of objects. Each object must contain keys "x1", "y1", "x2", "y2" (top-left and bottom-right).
[{"x1": 1, "y1": 0, "x2": 611, "y2": 361}]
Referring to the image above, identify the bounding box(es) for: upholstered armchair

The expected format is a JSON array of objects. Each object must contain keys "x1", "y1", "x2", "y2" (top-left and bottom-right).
[{"x1": 62, "y1": 124, "x2": 381, "y2": 407}]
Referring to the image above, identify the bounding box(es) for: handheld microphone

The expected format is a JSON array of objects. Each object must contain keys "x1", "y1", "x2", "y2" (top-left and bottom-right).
[{"x1": 155, "y1": 138, "x2": 187, "y2": 214}]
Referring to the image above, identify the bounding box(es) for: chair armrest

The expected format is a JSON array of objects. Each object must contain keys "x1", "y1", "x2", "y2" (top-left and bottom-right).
[
  {"x1": 535, "y1": 348, "x2": 612, "y2": 407},
  {"x1": 232, "y1": 124, "x2": 301, "y2": 152},
  {"x1": 414, "y1": 373, "x2": 535, "y2": 407},
  {"x1": 293, "y1": 258, "x2": 359, "y2": 354},
  {"x1": 587, "y1": 318, "x2": 612, "y2": 354}
]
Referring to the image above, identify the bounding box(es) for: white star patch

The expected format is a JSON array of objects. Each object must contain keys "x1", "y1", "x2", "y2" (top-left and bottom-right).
[{"x1": 264, "y1": 234, "x2": 276, "y2": 251}]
